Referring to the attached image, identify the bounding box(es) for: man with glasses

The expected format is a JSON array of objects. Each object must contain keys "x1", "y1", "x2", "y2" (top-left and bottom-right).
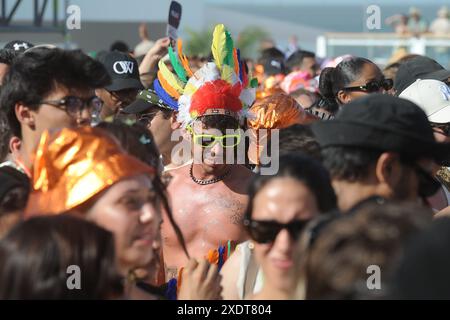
[
  {"x1": 312, "y1": 94, "x2": 450, "y2": 213},
  {"x1": 162, "y1": 109, "x2": 254, "y2": 280},
  {"x1": 95, "y1": 51, "x2": 143, "y2": 123},
  {"x1": 121, "y1": 89, "x2": 185, "y2": 170},
  {"x1": 0, "y1": 47, "x2": 110, "y2": 175},
  {"x1": 160, "y1": 83, "x2": 255, "y2": 281}
]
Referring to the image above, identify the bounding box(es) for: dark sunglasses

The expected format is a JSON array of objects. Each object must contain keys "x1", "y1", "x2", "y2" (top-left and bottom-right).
[
  {"x1": 243, "y1": 218, "x2": 310, "y2": 244},
  {"x1": 411, "y1": 163, "x2": 441, "y2": 198},
  {"x1": 35, "y1": 96, "x2": 103, "y2": 118},
  {"x1": 343, "y1": 78, "x2": 393, "y2": 93},
  {"x1": 137, "y1": 111, "x2": 159, "y2": 126},
  {"x1": 431, "y1": 122, "x2": 450, "y2": 137}
]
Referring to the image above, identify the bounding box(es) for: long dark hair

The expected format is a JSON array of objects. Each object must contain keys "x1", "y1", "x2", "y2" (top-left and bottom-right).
[
  {"x1": 0, "y1": 215, "x2": 123, "y2": 299},
  {"x1": 245, "y1": 152, "x2": 337, "y2": 220}
]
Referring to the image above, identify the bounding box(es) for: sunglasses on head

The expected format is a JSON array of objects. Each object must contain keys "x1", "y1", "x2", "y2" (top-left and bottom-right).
[
  {"x1": 342, "y1": 78, "x2": 393, "y2": 93},
  {"x1": 243, "y1": 218, "x2": 310, "y2": 244},
  {"x1": 187, "y1": 126, "x2": 241, "y2": 148}
]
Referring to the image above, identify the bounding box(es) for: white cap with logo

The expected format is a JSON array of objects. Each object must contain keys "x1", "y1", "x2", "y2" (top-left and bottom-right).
[{"x1": 399, "y1": 79, "x2": 450, "y2": 124}]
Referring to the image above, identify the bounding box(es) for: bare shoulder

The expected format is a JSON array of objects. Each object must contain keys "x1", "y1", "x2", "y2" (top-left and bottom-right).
[
  {"x1": 234, "y1": 165, "x2": 255, "y2": 180},
  {"x1": 165, "y1": 164, "x2": 191, "y2": 191},
  {"x1": 227, "y1": 165, "x2": 254, "y2": 192},
  {"x1": 165, "y1": 163, "x2": 190, "y2": 178}
]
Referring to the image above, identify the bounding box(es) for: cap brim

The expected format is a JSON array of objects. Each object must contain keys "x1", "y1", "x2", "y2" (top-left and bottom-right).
[
  {"x1": 105, "y1": 78, "x2": 144, "y2": 91},
  {"x1": 122, "y1": 99, "x2": 153, "y2": 114},
  {"x1": 424, "y1": 69, "x2": 450, "y2": 82},
  {"x1": 428, "y1": 105, "x2": 450, "y2": 124}
]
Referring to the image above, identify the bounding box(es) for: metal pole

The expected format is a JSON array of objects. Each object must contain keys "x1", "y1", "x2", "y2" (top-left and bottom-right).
[
  {"x1": 38, "y1": 0, "x2": 48, "y2": 26},
  {"x1": 1, "y1": 0, "x2": 5, "y2": 25},
  {"x1": 53, "y1": 0, "x2": 57, "y2": 27},
  {"x1": 34, "y1": 0, "x2": 38, "y2": 26},
  {"x1": 63, "y1": 0, "x2": 69, "y2": 48}
]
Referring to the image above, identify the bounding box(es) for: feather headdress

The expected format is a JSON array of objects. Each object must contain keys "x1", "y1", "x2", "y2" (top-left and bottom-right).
[{"x1": 154, "y1": 24, "x2": 257, "y2": 128}]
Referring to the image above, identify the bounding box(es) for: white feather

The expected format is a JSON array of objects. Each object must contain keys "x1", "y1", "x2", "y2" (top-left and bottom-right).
[{"x1": 239, "y1": 88, "x2": 256, "y2": 107}]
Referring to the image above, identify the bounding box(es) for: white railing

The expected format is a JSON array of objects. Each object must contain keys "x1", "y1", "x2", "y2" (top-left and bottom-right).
[{"x1": 316, "y1": 33, "x2": 450, "y2": 66}]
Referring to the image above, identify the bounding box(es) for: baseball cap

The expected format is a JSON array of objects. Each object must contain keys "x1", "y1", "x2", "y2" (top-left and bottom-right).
[
  {"x1": 97, "y1": 51, "x2": 143, "y2": 92},
  {"x1": 263, "y1": 58, "x2": 286, "y2": 76},
  {"x1": 123, "y1": 89, "x2": 172, "y2": 114},
  {"x1": 4, "y1": 40, "x2": 34, "y2": 53},
  {"x1": 399, "y1": 79, "x2": 450, "y2": 124},
  {"x1": 311, "y1": 94, "x2": 450, "y2": 163},
  {"x1": 0, "y1": 166, "x2": 29, "y2": 203},
  {"x1": 394, "y1": 56, "x2": 450, "y2": 95}
]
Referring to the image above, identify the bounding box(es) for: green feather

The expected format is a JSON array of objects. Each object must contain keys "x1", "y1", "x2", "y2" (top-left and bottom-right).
[
  {"x1": 168, "y1": 46, "x2": 187, "y2": 83},
  {"x1": 224, "y1": 31, "x2": 234, "y2": 68},
  {"x1": 250, "y1": 78, "x2": 259, "y2": 88}
]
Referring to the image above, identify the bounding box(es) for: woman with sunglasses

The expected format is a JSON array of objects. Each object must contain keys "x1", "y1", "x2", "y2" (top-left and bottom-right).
[
  {"x1": 221, "y1": 153, "x2": 337, "y2": 300},
  {"x1": 319, "y1": 56, "x2": 393, "y2": 110}
]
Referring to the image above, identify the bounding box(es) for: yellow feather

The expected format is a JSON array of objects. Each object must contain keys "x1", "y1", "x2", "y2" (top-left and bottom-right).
[
  {"x1": 158, "y1": 60, "x2": 184, "y2": 94},
  {"x1": 183, "y1": 83, "x2": 198, "y2": 96},
  {"x1": 221, "y1": 64, "x2": 235, "y2": 84},
  {"x1": 211, "y1": 24, "x2": 227, "y2": 71},
  {"x1": 157, "y1": 71, "x2": 181, "y2": 99}
]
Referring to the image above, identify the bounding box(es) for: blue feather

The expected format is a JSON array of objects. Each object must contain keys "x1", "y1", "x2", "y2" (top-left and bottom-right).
[
  {"x1": 153, "y1": 79, "x2": 179, "y2": 111},
  {"x1": 237, "y1": 49, "x2": 244, "y2": 83}
]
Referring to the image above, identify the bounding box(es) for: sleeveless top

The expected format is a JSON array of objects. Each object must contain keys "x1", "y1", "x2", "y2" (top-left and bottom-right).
[{"x1": 236, "y1": 241, "x2": 264, "y2": 299}]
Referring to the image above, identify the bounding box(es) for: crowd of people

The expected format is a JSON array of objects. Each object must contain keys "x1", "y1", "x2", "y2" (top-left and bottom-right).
[
  {"x1": 0, "y1": 17, "x2": 450, "y2": 300},
  {"x1": 385, "y1": 6, "x2": 449, "y2": 36}
]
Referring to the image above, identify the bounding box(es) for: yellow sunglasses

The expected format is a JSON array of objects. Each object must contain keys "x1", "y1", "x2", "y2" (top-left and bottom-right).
[{"x1": 187, "y1": 126, "x2": 241, "y2": 148}]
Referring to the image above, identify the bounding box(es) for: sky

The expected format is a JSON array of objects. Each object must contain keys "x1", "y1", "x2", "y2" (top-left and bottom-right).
[{"x1": 4, "y1": 0, "x2": 448, "y2": 22}]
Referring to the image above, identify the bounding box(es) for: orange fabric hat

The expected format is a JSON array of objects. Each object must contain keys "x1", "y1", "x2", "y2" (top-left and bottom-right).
[
  {"x1": 248, "y1": 92, "x2": 311, "y2": 130},
  {"x1": 25, "y1": 126, "x2": 155, "y2": 217},
  {"x1": 247, "y1": 93, "x2": 318, "y2": 164}
]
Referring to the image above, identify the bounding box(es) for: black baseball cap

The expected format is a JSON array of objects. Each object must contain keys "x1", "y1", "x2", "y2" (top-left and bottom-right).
[
  {"x1": 263, "y1": 58, "x2": 286, "y2": 76},
  {"x1": 0, "y1": 166, "x2": 29, "y2": 203},
  {"x1": 123, "y1": 89, "x2": 172, "y2": 114},
  {"x1": 97, "y1": 51, "x2": 143, "y2": 92},
  {"x1": 394, "y1": 56, "x2": 450, "y2": 95},
  {"x1": 4, "y1": 40, "x2": 34, "y2": 53},
  {"x1": 311, "y1": 94, "x2": 450, "y2": 163}
]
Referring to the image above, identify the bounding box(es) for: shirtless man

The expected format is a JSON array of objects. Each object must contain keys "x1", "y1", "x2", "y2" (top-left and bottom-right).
[
  {"x1": 155, "y1": 23, "x2": 257, "y2": 280},
  {"x1": 162, "y1": 113, "x2": 253, "y2": 279}
]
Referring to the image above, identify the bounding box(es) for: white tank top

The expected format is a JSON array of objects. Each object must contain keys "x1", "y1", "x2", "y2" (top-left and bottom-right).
[{"x1": 236, "y1": 241, "x2": 264, "y2": 300}]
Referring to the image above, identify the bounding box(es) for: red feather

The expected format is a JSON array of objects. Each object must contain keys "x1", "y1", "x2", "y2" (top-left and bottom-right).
[{"x1": 190, "y1": 80, "x2": 243, "y2": 117}]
